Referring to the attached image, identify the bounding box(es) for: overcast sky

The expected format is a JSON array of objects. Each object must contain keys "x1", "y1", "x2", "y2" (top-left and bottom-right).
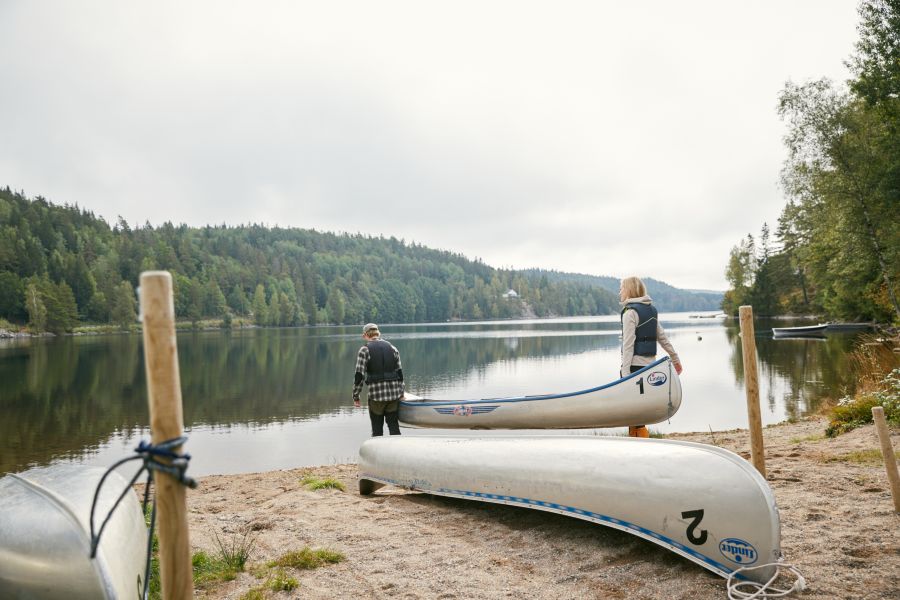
[{"x1": 0, "y1": 1, "x2": 860, "y2": 290}]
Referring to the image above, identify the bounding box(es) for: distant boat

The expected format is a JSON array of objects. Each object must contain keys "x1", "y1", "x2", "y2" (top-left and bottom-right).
[
  {"x1": 771, "y1": 324, "x2": 827, "y2": 337},
  {"x1": 359, "y1": 435, "x2": 782, "y2": 584},
  {"x1": 0, "y1": 464, "x2": 147, "y2": 599},
  {"x1": 688, "y1": 313, "x2": 726, "y2": 319},
  {"x1": 399, "y1": 356, "x2": 681, "y2": 429}
]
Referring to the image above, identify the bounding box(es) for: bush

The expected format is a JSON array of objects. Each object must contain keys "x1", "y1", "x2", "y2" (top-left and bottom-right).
[{"x1": 826, "y1": 368, "x2": 900, "y2": 437}]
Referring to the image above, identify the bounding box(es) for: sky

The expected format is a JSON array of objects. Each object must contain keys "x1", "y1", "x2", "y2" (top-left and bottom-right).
[{"x1": 0, "y1": 1, "x2": 860, "y2": 291}]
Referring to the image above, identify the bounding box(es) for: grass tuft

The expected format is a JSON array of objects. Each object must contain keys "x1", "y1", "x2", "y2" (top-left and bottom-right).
[
  {"x1": 821, "y1": 449, "x2": 900, "y2": 465},
  {"x1": 301, "y1": 475, "x2": 346, "y2": 491},
  {"x1": 268, "y1": 547, "x2": 346, "y2": 570},
  {"x1": 789, "y1": 434, "x2": 826, "y2": 444},
  {"x1": 267, "y1": 568, "x2": 300, "y2": 591},
  {"x1": 192, "y1": 526, "x2": 258, "y2": 585},
  {"x1": 239, "y1": 587, "x2": 267, "y2": 600}
]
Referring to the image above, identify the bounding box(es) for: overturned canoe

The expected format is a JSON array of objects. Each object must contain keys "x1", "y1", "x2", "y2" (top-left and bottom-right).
[
  {"x1": 0, "y1": 464, "x2": 148, "y2": 599},
  {"x1": 399, "y1": 356, "x2": 681, "y2": 429},
  {"x1": 359, "y1": 436, "x2": 781, "y2": 584}
]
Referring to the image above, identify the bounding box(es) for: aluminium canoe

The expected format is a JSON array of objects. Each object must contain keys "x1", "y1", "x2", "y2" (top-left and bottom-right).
[
  {"x1": 399, "y1": 356, "x2": 681, "y2": 429},
  {"x1": 0, "y1": 464, "x2": 148, "y2": 599},
  {"x1": 771, "y1": 324, "x2": 827, "y2": 337},
  {"x1": 358, "y1": 436, "x2": 781, "y2": 584}
]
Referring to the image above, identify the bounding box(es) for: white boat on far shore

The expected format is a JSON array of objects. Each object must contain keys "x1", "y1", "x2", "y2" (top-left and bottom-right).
[{"x1": 772, "y1": 324, "x2": 828, "y2": 337}]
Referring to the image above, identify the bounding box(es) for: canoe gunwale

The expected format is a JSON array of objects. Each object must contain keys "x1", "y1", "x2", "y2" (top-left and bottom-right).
[{"x1": 401, "y1": 356, "x2": 673, "y2": 407}]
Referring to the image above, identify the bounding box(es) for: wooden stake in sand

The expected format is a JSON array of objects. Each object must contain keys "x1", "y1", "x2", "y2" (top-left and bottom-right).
[
  {"x1": 871, "y1": 406, "x2": 900, "y2": 513},
  {"x1": 739, "y1": 306, "x2": 766, "y2": 477},
  {"x1": 139, "y1": 271, "x2": 194, "y2": 599}
]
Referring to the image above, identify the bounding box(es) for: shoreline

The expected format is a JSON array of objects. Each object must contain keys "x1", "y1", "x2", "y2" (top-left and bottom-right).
[{"x1": 178, "y1": 417, "x2": 899, "y2": 599}]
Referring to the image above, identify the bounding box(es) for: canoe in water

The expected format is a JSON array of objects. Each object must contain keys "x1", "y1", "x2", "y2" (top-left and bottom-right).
[
  {"x1": 0, "y1": 464, "x2": 148, "y2": 599},
  {"x1": 399, "y1": 356, "x2": 681, "y2": 429},
  {"x1": 358, "y1": 436, "x2": 781, "y2": 583},
  {"x1": 771, "y1": 324, "x2": 827, "y2": 337}
]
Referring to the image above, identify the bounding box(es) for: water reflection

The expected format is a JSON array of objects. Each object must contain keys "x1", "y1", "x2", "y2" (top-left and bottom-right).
[{"x1": 0, "y1": 316, "x2": 861, "y2": 475}]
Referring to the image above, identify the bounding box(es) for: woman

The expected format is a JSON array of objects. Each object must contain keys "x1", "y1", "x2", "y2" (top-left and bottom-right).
[{"x1": 619, "y1": 276, "x2": 683, "y2": 438}]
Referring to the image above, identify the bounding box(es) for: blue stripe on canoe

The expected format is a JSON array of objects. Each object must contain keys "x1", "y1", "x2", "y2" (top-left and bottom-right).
[
  {"x1": 433, "y1": 406, "x2": 500, "y2": 415},
  {"x1": 358, "y1": 472, "x2": 746, "y2": 580},
  {"x1": 400, "y1": 356, "x2": 671, "y2": 408}
]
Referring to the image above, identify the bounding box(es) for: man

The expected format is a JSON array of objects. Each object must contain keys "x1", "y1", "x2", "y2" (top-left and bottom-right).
[{"x1": 352, "y1": 323, "x2": 404, "y2": 436}]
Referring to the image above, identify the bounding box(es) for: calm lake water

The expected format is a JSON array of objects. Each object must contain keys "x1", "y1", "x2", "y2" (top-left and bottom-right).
[{"x1": 1, "y1": 313, "x2": 863, "y2": 476}]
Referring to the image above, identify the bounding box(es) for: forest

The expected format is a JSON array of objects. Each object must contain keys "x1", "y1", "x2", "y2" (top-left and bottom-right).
[
  {"x1": 0, "y1": 188, "x2": 725, "y2": 333},
  {"x1": 723, "y1": 0, "x2": 899, "y2": 323},
  {"x1": 0, "y1": 188, "x2": 631, "y2": 332}
]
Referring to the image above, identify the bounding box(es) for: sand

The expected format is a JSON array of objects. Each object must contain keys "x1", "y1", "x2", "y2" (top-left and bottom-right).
[{"x1": 179, "y1": 417, "x2": 899, "y2": 599}]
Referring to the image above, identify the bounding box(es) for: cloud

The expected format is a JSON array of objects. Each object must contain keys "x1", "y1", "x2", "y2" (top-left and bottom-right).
[{"x1": 0, "y1": 1, "x2": 859, "y2": 289}]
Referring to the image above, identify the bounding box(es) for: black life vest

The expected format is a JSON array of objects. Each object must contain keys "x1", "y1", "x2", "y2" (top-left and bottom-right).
[
  {"x1": 621, "y1": 302, "x2": 658, "y2": 357},
  {"x1": 365, "y1": 339, "x2": 401, "y2": 384}
]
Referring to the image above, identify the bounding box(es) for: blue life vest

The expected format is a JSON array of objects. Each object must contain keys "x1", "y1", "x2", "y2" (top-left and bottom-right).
[
  {"x1": 621, "y1": 303, "x2": 658, "y2": 357},
  {"x1": 366, "y1": 339, "x2": 401, "y2": 384}
]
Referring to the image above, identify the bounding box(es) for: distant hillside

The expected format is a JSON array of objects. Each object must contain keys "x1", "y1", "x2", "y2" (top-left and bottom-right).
[
  {"x1": 519, "y1": 270, "x2": 724, "y2": 312},
  {"x1": 0, "y1": 188, "x2": 621, "y2": 331}
]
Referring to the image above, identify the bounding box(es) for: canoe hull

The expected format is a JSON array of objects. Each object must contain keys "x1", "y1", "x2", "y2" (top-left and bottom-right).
[
  {"x1": 772, "y1": 324, "x2": 827, "y2": 337},
  {"x1": 358, "y1": 436, "x2": 781, "y2": 583},
  {"x1": 0, "y1": 465, "x2": 148, "y2": 599},
  {"x1": 399, "y1": 357, "x2": 681, "y2": 429}
]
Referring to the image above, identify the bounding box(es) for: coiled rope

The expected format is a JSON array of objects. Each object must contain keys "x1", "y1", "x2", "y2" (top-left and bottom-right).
[
  {"x1": 89, "y1": 436, "x2": 197, "y2": 600},
  {"x1": 726, "y1": 562, "x2": 806, "y2": 599}
]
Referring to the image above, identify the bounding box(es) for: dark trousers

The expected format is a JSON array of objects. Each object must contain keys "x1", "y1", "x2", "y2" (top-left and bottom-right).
[
  {"x1": 369, "y1": 409, "x2": 401, "y2": 436},
  {"x1": 628, "y1": 365, "x2": 646, "y2": 437}
]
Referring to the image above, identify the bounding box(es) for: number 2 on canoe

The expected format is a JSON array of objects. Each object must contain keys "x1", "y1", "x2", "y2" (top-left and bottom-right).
[
  {"x1": 681, "y1": 509, "x2": 708, "y2": 545},
  {"x1": 635, "y1": 377, "x2": 644, "y2": 394}
]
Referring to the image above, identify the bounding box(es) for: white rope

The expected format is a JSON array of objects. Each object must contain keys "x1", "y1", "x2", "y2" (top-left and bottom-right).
[{"x1": 726, "y1": 563, "x2": 806, "y2": 600}]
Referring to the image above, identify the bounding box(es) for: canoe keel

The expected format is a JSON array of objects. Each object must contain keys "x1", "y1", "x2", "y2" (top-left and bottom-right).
[{"x1": 359, "y1": 436, "x2": 781, "y2": 584}]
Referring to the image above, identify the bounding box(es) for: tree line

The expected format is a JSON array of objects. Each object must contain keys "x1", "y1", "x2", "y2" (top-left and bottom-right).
[
  {"x1": 0, "y1": 187, "x2": 625, "y2": 332},
  {"x1": 723, "y1": 0, "x2": 900, "y2": 323}
]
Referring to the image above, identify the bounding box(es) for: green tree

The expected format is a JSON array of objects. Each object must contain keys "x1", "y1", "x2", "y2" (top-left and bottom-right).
[
  {"x1": 110, "y1": 281, "x2": 137, "y2": 330},
  {"x1": 24, "y1": 282, "x2": 47, "y2": 332},
  {"x1": 252, "y1": 284, "x2": 268, "y2": 326},
  {"x1": 0, "y1": 271, "x2": 26, "y2": 321},
  {"x1": 325, "y1": 287, "x2": 346, "y2": 324}
]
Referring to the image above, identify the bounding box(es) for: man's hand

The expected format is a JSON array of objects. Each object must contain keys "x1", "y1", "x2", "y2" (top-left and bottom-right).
[
  {"x1": 675, "y1": 361, "x2": 683, "y2": 375},
  {"x1": 353, "y1": 398, "x2": 361, "y2": 407}
]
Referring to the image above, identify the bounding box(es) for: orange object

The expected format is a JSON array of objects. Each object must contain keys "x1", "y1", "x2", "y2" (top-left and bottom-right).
[{"x1": 628, "y1": 426, "x2": 650, "y2": 438}]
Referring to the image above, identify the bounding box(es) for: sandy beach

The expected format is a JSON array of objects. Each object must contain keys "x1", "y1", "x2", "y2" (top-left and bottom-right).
[{"x1": 181, "y1": 417, "x2": 899, "y2": 599}]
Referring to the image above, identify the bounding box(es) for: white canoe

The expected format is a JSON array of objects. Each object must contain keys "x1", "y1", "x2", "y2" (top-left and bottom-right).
[
  {"x1": 772, "y1": 324, "x2": 827, "y2": 337},
  {"x1": 0, "y1": 465, "x2": 148, "y2": 599},
  {"x1": 359, "y1": 436, "x2": 781, "y2": 583},
  {"x1": 399, "y1": 356, "x2": 681, "y2": 429}
]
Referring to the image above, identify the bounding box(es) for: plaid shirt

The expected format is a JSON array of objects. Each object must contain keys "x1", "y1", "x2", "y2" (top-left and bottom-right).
[{"x1": 352, "y1": 340, "x2": 405, "y2": 403}]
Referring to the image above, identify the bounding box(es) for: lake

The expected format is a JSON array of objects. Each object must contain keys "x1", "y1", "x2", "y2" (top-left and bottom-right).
[{"x1": 1, "y1": 313, "x2": 862, "y2": 476}]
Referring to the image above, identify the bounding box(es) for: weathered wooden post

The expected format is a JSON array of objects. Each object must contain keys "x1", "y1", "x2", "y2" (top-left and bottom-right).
[
  {"x1": 871, "y1": 406, "x2": 900, "y2": 513},
  {"x1": 139, "y1": 271, "x2": 194, "y2": 599},
  {"x1": 739, "y1": 306, "x2": 766, "y2": 477}
]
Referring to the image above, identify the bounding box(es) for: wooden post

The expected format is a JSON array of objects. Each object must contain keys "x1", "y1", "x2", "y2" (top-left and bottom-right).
[
  {"x1": 872, "y1": 406, "x2": 900, "y2": 513},
  {"x1": 140, "y1": 271, "x2": 193, "y2": 599},
  {"x1": 738, "y1": 306, "x2": 766, "y2": 477}
]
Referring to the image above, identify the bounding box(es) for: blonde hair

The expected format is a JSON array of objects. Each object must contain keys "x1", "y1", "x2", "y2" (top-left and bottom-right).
[{"x1": 620, "y1": 276, "x2": 646, "y2": 300}]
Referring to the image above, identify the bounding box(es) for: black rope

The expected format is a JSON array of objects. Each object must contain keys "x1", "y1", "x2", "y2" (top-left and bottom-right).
[{"x1": 89, "y1": 436, "x2": 197, "y2": 600}]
